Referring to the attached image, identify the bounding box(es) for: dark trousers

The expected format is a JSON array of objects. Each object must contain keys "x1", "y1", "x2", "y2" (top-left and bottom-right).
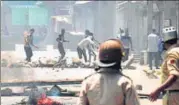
[
  {"x1": 53, "y1": 43, "x2": 66, "y2": 68},
  {"x1": 148, "y1": 52, "x2": 159, "y2": 70},
  {"x1": 24, "y1": 46, "x2": 33, "y2": 62},
  {"x1": 58, "y1": 43, "x2": 65, "y2": 62},
  {"x1": 123, "y1": 48, "x2": 129, "y2": 62},
  {"x1": 77, "y1": 46, "x2": 87, "y2": 62},
  {"x1": 158, "y1": 51, "x2": 162, "y2": 65}
]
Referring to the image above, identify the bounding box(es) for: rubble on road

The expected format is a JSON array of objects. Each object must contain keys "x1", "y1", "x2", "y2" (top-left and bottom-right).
[
  {"x1": 1, "y1": 56, "x2": 97, "y2": 69},
  {"x1": 142, "y1": 69, "x2": 162, "y2": 79},
  {"x1": 1, "y1": 51, "x2": 134, "y2": 69}
]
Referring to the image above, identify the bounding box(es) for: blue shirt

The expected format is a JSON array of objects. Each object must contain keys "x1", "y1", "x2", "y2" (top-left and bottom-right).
[{"x1": 158, "y1": 38, "x2": 163, "y2": 52}]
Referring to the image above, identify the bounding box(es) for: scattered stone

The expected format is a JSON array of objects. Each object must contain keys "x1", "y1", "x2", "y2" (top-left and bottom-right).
[
  {"x1": 13, "y1": 98, "x2": 28, "y2": 105},
  {"x1": 143, "y1": 69, "x2": 158, "y2": 79}
]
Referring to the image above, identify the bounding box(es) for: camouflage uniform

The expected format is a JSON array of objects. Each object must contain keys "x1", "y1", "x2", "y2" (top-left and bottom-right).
[{"x1": 161, "y1": 45, "x2": 179, "y2": 105}]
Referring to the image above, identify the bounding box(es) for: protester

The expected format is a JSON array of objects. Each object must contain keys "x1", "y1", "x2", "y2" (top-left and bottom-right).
[
  {"x1": 23, "y1": 28, "x2": 38, "y2": 62},
  {"x1": 77, "y1": 35, "x2": 97, "y2": 64},
  {"x1": 53, "y1": 28, "x2": 69, "y2": 69}
]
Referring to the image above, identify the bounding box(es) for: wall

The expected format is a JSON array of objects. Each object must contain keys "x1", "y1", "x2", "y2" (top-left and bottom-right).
[
  {"x1": 73, "y1": 4, "x2": 94, "y2": 33},
  {"x1": 94, "y1": 1, "x2": 116, "y2": 42},
  {"x1": 116, "y1": 2, "x2": 147, "y2": 53},
  {"x1": 1, "y1": 5, "x2": 51, "y2": 51}
]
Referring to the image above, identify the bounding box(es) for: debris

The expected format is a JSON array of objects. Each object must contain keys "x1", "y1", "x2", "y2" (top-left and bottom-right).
[
  {"x1": 14, "y1": 98, "x2": 28, "y2": 105},
  {"x1": 1, "y1": 88, "x2": 12, "y2": 96},
  {"x1": 1, "y1": 59, "x2": 8, "y2": 67},
  {"x1": 143, "y1": 69, "x2": 158, "y2": 79},
  {"x1": 37, "y1": 97, "x2": 62, "y2": 105}
]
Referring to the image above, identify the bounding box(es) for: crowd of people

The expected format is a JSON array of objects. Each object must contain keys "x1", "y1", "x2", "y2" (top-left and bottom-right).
[
  {"x1": 23, "y1": 26, "x2": 179, "y2": 105},
  {"x1": 23, "y1": 28, "x2": 99, "y2": 66}
]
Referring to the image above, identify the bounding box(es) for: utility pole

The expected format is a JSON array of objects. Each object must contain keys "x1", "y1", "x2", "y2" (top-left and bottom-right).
[
  {"x1": 147, "y1": 1, "x2": 153, "y2": 35},
  {"x1": 176, "y1": 1, "x2": 179, "y2": 34}
]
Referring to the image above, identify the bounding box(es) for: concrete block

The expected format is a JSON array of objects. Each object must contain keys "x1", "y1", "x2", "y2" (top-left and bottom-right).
[
  {"x1": 140, "y1": 51, "x2": 148, "y2": 65},
  {"x1": 15, "y1": 44, "x2": 24, "y2": 53},
  {"x1": 46, "y1": 45, "x2": 54, "y2": 51}
]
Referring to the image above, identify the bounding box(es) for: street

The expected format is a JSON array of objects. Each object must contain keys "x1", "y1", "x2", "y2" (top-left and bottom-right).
[
  {"x1": 1, "y1": 1, "x2": 179, "y2": 105},
  {"x1": 1, "y1": 63, "x2": 162, "y2": 105}
]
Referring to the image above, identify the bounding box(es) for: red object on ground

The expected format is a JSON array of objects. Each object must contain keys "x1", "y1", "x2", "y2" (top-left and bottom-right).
[{"x1": 37, "y1": 97, "x2": 62, "y2": 105}]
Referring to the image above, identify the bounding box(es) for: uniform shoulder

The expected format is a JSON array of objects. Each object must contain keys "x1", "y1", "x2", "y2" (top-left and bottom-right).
[
  {"x1": 83, "y1": 73, "x2": 101, "y2": 84},
  {"x1": 83, "y1": 72, "x2": 99, "y2": 80},
  {"x1": 120, "y1": 75, "x2": 133, "y2": 84},
  {"x1": 117, "y1": 75, "x2": 134, "y2": 90}
]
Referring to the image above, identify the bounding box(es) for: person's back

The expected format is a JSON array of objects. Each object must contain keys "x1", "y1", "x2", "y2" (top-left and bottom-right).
[
  {"x1": 78, "y1": 68, "x2": 139, "y2": 105},
  {"x1": 148, "y1": 33, "x2": 159, "y2": 52},
  {"x1": 78, "y1": 36, "x2": 94, "y2": 49}
]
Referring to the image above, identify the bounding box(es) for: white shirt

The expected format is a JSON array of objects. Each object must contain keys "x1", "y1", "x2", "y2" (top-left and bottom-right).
[
  {"x1": 147, "y1": 33, "x2": 159, "y2": 52},
  {"x1": 78, "y1": 36, "x2": 95, "y2": 49}
]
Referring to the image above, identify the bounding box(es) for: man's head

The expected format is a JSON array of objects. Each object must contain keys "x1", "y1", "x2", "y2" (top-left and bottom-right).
[
  {"x1": 96, "y1": 39, "x2": 123, "y2": 69},
  {"x1": 24, "y1": 31, "x2": 29, "y2": 36},
  {"x1": 30, "y1": 28, "x2": 35, "y2": 34},
  {"x1": 61, "y1": 29, "x2": 65, "y2": 35},
  {"x1": 89, "y1": 32, "x2": 94, "y2": 40},
  {"x1": 152, "y1": 29, "x2": 156, "y2": 33},
  {"x1": 125, "y1": 28, "x2": 129, "y2": 36},
  {"x1": 85, "y1": 30, "x2": 90, "y2": 36},
  {"x1": 162, "y1": 26, "x2": 178, "y2": 50}
]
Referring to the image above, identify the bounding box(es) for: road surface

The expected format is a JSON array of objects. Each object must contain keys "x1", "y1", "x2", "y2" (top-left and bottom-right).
[{"x1": 1, "y1": 63, "x2": 162, "y2": 105}]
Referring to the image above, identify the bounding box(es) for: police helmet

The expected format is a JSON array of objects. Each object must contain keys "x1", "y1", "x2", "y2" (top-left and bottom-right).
[
  {"x1": 162, "y1": 26, "x2": 178, "y2": 43},
  {"x1": 96, "y1": 39, "x2": 123, "y2": 67}
]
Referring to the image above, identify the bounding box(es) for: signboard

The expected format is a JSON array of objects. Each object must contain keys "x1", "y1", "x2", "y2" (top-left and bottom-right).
[
  {"x1": 4, "y1": 1, "x2": 36, "y2": 6},
  {"x1": 11, "y1": 6, "x2": 49, "y2": 25},
  {"x1": 29, "y1": 7, "x2": 49, "y2": 25},
  {"x1": 11, "y1": 6, "x2": 28, "y2": 25}
]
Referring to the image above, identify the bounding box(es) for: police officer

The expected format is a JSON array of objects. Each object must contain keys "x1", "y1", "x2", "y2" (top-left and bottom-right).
[
  {"x1": 149, "y1": 26, "x2": 179, "y2": 105},
  {"x1": 77, "y1": 39, "x2": 140, "y2": 105}
]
